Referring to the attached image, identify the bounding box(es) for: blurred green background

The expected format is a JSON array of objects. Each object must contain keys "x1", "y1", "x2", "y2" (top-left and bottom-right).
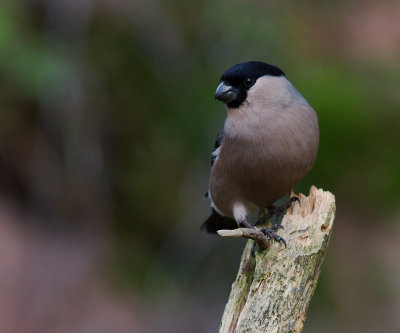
[{"x1": 0, "y1": 0, "x2": 400, "y2": 332}]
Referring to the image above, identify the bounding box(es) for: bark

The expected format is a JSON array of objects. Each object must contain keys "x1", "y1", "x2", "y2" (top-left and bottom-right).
[{"x1": 218, "y1": 186, "x2": 336, "y2": 333}]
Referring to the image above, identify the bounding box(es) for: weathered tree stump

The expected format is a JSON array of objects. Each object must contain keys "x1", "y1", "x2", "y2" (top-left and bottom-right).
[{"x1": 218, "y1": 186, "x2": 336, "y2": 333}]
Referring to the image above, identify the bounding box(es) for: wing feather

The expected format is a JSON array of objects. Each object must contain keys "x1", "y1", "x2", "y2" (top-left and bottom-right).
[{"x1": 211, "y1": 121, "x2": 225, "y2": 166}]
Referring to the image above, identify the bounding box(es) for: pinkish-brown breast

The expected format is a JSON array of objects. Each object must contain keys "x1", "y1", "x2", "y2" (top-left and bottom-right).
[{"x1": 209, "y1": 100, "x2": 319, "y2": 218}]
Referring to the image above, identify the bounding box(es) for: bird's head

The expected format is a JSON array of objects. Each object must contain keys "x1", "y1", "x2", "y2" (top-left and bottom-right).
[{"x1": 215, "y1": 61, "x2": 286, "y2": 109}]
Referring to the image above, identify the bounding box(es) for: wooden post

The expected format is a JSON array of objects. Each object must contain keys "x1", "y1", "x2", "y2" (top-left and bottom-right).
[{"x1": 218, "y1": 186, "x2": 336, "y2": 333}]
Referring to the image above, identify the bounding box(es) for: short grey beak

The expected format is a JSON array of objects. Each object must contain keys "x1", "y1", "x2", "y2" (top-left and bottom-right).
[{"x1": 215, "y1": 82, "x2": 238, "y2": 104}]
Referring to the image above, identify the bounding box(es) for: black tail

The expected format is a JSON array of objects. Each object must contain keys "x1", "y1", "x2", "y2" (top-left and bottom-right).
[{"x1": 201, "y1": 209, "x2": 238, "y2": 233}]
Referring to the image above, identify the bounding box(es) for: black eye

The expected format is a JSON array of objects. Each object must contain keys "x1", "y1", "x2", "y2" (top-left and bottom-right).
[{"x1": 244, "y1": 77, "x2": 255, "y2": 88}]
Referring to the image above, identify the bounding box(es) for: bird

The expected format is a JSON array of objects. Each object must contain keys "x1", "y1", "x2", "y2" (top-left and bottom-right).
[{"x1": 202, "y1": 61, "x2": 319, "y2": 239}]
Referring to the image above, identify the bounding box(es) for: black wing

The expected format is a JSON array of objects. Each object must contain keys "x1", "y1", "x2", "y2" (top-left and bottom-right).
[
  {"x1": 201, "y1": 209, "x2": 237, "y2": 233},
  {"x1": 211, "y1": 121, "x2": 225, "y2": 166}
]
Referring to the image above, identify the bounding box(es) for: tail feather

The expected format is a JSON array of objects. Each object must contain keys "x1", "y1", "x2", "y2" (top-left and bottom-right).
[{"x1": 201, "y1": 209, "x2": 238, "y2": 234}]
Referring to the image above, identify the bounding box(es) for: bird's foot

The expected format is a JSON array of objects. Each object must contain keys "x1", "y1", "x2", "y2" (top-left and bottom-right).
[
  {"x1": 251, "y1": 224, "x2": 286, "y2": 257},
  {"x1": 260, "y1": 225, "x2": 287, "y2": 248},
  {"x1": 267, "y1": 196, "x2": 300, "y2": 221}
]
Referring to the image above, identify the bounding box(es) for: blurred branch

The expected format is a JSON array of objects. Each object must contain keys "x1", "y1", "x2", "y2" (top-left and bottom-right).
[{"x1": 218, "y1": 186, "x2": 336, "y2": 333}]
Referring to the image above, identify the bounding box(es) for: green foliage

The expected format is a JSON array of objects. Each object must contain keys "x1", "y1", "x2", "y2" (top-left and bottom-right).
[{"x1": 0, "y1": 0, "x2": 399, "y2": 297}]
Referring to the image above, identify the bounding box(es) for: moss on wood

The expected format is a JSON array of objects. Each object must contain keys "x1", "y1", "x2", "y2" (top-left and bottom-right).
[{"x1": 219, "y1": 187, "x2": 336, "y2": 333}]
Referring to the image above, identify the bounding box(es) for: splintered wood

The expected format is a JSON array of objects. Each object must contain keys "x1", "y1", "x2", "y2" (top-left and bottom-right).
[{"x1": 218, "y1": 186, "x2": 336, "y2": 333}]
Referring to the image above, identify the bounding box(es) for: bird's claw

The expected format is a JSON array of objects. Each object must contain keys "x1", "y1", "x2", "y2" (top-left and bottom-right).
[
  {"x1": 273, "y1": 235, "x2": 287, "y2": 248},
  {"x1": 260, "y1": 226, "x2": 287, "y2": 248},
  {"x1": 288, "y1": 196, "x2": 301, "y2": 206},
  {"x1": 251, "y1": 224, "x2": 287, "y2": 258}
]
